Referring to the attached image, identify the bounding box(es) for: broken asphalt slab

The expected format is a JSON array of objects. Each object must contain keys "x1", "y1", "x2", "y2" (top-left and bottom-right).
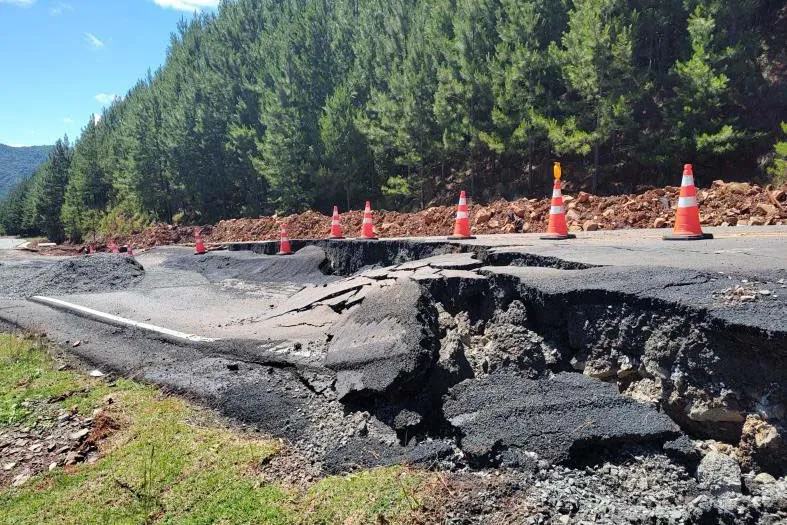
[{"x1": 443, "y1": 371, "x2": 680, "y2": 468}]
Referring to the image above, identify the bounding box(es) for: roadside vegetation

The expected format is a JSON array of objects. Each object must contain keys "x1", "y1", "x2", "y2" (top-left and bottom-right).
[
  {"x1": 0, "y1": 0, "x2": 784, "y2": 242},
  {"x1": 0, "y1": 334, "x2": 436, "y2": 524}
]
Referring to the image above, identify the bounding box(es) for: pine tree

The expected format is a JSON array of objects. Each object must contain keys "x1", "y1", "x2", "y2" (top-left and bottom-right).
[
  {"x1": 30, "y1": 137, "x2": 71, "y2": 242},
  {"x1": 665, "y1": 5, "x2": 745, "y2": 167},
  {"x1": 548, "y1": 0, "x2": 639, "y2": 192}
]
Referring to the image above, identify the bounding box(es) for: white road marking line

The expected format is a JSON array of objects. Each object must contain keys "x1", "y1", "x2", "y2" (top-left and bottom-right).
[{"x1": 29, "y1": 296, "x2": 217, "y2": 343}]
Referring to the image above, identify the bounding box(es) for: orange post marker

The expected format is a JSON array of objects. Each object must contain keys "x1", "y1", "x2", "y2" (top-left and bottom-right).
[
  {"x1": 194, "y1": 226, "x2": 207, "y2": 255},
  {"x1": 277, "y1": 223, "x2": 293, "y2": 255},
  {"x1": 664, "y1": 164, "x2": 713, "y2": 241},
  {"x1": 448, "y1": 191, "x2": 476, "y2": 239},
  {"x1": 329, "y1": 206, "x2": 345, "y2": 239},
  {"x1": 540, "y1": 162, "x2": 575, "y2": 240},
  {"x1": 360, "y1": 201, "x2": 378, "y2": 240}
]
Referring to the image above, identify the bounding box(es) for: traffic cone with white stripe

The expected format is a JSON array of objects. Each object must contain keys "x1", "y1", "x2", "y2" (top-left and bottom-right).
[
  {"x1": 540, "y1": 162, "x2": 575, "y2": 240},
  {"x1": 329, "y1": 206, "x2": 345, "y2": 239},
  {"x1": 194, "y1": 226, "x2": 207, "y2": 255},
  {"x1": 360, "y1": 201, "x2": 378, "y2": 240},
  {"x1": 277, "y1": 223, "x2": 293, "y2": 255},
  {"x1": 448, "y1": 191, "x2": 476, "y2": 239},
  {"x1": 664, "y1": 164, "x2": 713, "y2": 241}
]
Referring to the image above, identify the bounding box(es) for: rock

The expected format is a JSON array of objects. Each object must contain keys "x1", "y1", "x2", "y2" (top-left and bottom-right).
[
  {"x1": 88, "y1": 369, "x2": 104, "y2": 377},
  {"x1": 653, "y1": 217, "x2": 667, "y2": 228},
  {"x1": 755, "y1": 203, "x2": 779, "y2": 216},
  {"x1": 739, "y1": 415, "x2": 785, "y2": 475},
  {"x1": 443, "y1": 372, "x2": 679, "y2": 466},
  {"x1": 487, "y1": 219, "x2": 500, "y2": 229},
  {"x1": 748, "y1": 216, "x2": 766, "y2": 226},
  {"x1": 770, "y1": 189, "x2": 786, "y2": 202},
  {"x1": 696, "y1": 451, "x2": 742, "y2": 494},
  {"x1": 12, "y1": 471, "x2": 32, "y2": 487},
  {"x1": 566, "y1": 209, "x2": 580, "y2": 221},
  {"x1": 754, "y1": 472, "x2": 776, "y2": 484},
  {"x1": 48, "y1": 461, "x2": 58, "y2": 472},
  {"x1": 325, "y1": 279, "x2": 438, "y2": 401},
  {"x1": 3, "y1": 462, "x2": 16, "y2": 471},
  {"x1": 582, "y1": 221, "x2": 599, "y2": 232},
  {"x1": 70, "y1": 428, "x2": 90, "y2": 441},
  {"x1": 576, "y1": 192, "x2": 591, "y2": 204},
  {"x1": 474, "y1": 209, "x2": 493, "y2": 225},
  {"x1": 64, "y1": 451, "x2": 83, "y2": 466}
]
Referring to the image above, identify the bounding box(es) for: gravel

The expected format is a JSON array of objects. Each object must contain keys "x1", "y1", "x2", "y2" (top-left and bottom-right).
[{"x1": 0, "y1": 254, "x2": 144, "y2": 297}]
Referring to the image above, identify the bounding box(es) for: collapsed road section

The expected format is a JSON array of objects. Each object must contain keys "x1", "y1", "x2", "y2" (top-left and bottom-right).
[{"x1": 1, "y1": 229, "x2": 785, "y2": 523}]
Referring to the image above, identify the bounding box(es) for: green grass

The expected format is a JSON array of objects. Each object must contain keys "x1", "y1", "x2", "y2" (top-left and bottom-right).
[{"x1": 0, "y1": 334, "x2": 435, "y2": 524}]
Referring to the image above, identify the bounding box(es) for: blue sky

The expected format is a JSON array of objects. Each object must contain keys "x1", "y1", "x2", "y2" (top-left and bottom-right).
[{"x1": 0, "y1": 0, "x2": 220, "y2": 147}]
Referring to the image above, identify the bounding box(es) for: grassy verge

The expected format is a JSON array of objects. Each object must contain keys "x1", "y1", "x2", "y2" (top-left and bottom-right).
[{"x1": 0, "y1": 334, "x2": 436, "y2": 524}]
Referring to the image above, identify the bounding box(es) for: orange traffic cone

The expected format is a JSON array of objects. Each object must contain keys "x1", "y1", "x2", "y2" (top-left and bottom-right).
[
  {"x1": 277, "y1": 224, "x2": 293, "y2": 255},
  {"x1": 110, "y1": 240, "x2": 119, "y2": 254},
  {"x1": 194, "y1": 226, "x2": 207, "y2": 255},
  {"x1": 448, "y1": 191, "x2": 476, "y2": 239},
  {"x1": 540, "y1": 162, "x2": 575, "y2": 240},
  {"x1": 360, "y1": 201, "x2": 378, "y2": 240},
  {"x1": 664, "y1": 164, "x2": 713, "y2": 240},
  {"x1": 329, "y1": 206, "x2": 345, "y2": 239}
]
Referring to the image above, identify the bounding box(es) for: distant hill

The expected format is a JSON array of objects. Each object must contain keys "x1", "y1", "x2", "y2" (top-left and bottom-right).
[{"x1": 0, "y1": 144, "x2": 53, "y2": 198}]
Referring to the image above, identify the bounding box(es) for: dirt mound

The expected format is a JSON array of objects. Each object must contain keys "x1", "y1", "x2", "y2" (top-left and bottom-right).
[
  {"x1": 0, "y1": 254, "x2": 144, "y2": 297},
  {"x1": 201, "y1": 181, "x2": 787, "y2": 244},
  {"x1": 48, "y1": 180, "x2": 786, "y2": 252}
]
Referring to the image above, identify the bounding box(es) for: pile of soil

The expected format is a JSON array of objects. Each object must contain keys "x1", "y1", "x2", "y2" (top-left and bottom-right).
[
  {"x1": 43, "y1": 180, "x2": 786, "y2": 252},
  {"x1": 200, "y1": 180, "x2": 787, "y2": 244}
]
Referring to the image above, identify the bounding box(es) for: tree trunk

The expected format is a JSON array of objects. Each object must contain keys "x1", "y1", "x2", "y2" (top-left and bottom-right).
[{"x1": 593, "y1": 142, "x2": 600, "y2": 194}]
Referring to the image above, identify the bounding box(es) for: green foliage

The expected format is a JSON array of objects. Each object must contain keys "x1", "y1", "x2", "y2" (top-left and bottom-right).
[
  {"x1": 0, "y1": 0, "x2": 784, "y2": 238},
  {"x1": 769, "y1": 123, "x2": 787, "y2": 185}
]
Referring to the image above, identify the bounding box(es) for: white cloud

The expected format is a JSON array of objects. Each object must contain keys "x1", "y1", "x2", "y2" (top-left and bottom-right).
[
  {"x1": 0, "y1": 0, "x2": 36, "y2": 7},
  {"x1": 50, "y1": 2, "x2": 72, "y2": 15},
  {"x1": 8, "y1": 143, "x2": 32, "y2": 148},
  {"x1": 93, "y1": 114, "x2": 102, "y2": 124},
  {"x1": 153, "y1": 0, "x2": 219, "y2": 12},
  {"x1": 62, "y1": 117, "x2": 73, "y2": 124},
  {"x1": 94, "y1": 93, "x2": 116, "y2": 105},
  {"x1": 84, "y1": 32, "x2": 104, "y2": 49}
]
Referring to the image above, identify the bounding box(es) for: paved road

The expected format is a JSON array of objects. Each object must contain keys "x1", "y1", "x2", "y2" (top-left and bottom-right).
[
  {"x1": 0, "y1": 237, "x2": 23, "y2": 250},
  {"x1": 1, "y1": 227, "x2": 784, "y2": 341}
]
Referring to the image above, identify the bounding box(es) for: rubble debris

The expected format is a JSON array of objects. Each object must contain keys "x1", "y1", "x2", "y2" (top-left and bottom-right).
[{"x1": 0, "y1": 401, "x2": 119, "y2": 490}]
